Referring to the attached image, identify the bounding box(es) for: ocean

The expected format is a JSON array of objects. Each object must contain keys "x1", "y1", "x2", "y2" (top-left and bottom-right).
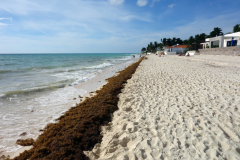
[{"x1": 0, "y1": 53, "x2": 136, "y2": 155}]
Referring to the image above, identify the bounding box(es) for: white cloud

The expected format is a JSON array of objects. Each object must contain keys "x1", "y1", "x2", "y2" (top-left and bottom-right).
[
  {"x1": 108, "y1": 0, "x2": 125, "y2": 5},
  {"x1": 0, "y1": 0, "x2": 151, "y2": 35},
  {"x1": 0, "y1": 22, "x2": 8, "y2": 26},
  {"x1": 150, "y1": 0, "x2": 160, "y2": 7},
  {"x1": 0, "y1": 18, "x2": 9, "y2": 20},
  {"x1": 137, "y1": 0, "x2": 148, "y2": 7},
  {"x1": 191, "y1": 21, "x2": 198, "y2": 25},
  {"x1": 0, "y1": 0, "x2": 154, "y2": 53},
  {"x1": 0, "y1": 6, "x2": 13, "y2": 14},
  {"x1": 0, "y1": 0, "x2": 49, "y2": 15},
  {"x1": 168, "y1": 3, "x2": 175, "y2": 8},
  {"x1": 119, "y1": 15, "x2": 152, "y2": 22},
  {"x1": 0, "y1": 18, "x2": 12, "y2": 25}
]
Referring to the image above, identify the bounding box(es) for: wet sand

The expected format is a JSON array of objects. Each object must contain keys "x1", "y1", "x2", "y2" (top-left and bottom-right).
[{"x1": 85, "y1": 55, "x2": 240, "y2": 159}]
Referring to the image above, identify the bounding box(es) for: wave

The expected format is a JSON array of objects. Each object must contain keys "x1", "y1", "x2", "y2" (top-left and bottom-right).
[
  {"x1": 41, "y1": 67, "x2": 89, "y2": 74},
  {"x1": 43, "y1": 63, "x2": 79, "y2": 69},
  {"x1": 3, "y1": 63, "x2": 17, "y2": 66},
  {"x1": 1, "y1": 81, "x2": 70, "y2": 98},
  {"x1": 25, "y1": 66, "x2": 62, "y2": 71},
  {"x1": 85, "y1": 62, "x2": 113, "y2": 69},
  {"x1": 0, "y1": 66, "x2": 60, "y2": 74},
  {"x1": 66, "y1": 68, "x2": 88, "y2": 72},
  {"x1": 0, "y1": 67, "x2": 83, "y2": 75},
  {"x1": 0, "y1": 64, "x2": 80, "y2": 74},
  {"x1": 117, "y1": 56, "x2": 132, "y2": 61},
  {"x1": 0, "y1": 70, "x2": 12, "y2": 74},
  {"x1": 70, "y1": 70, "x2": 102, "y2": 86},
  {"x1": 1, "y1": 63, "x2": 80, "y2": 74}
]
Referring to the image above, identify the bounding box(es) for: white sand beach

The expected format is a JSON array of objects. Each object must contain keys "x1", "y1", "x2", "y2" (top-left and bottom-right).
[{"x1": 84, "y1": 55, "x2": 240, "y2": 159}]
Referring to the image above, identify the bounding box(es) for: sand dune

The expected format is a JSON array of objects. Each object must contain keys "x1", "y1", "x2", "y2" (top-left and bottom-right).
[{"x1": 84, "y1": 55, "x2": 240, "y2": 160}]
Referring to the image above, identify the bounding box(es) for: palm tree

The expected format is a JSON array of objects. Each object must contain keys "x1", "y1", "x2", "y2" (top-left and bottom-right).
[
  {"x1": 158, "y1": 43, "x2": 163, "y2": 50},
  {"x1": 209, "y1": 27, "x2": 223, "y2": 37},
  {"x1": 141, "y1": 47, "x2": 146, "y2": 53},
  {"x1": 199, "y1": 33, "x2": 207, "y2": 41},
  {"x1": 149, "y1": 42, "x2": 153, "y2": 48},
  {"x1": 162, "y1": 38, "x2": 167, "y2": 46},
  {"x1": 233, "y1": 24, "x2": 240, "y2": 32},
  {"x1": 188, "y1": 36, "x2": 195, "y2": 44},
  {"x1": 172, "y1": 37, "x2": 176, "y2": 45},
  {"x1": 183, "y1": 39, "x2": 188, "y2": 45},
  {"x1": 176, "y1": 38, "x2": 183, "y2": 45},
  {"x1": 188, "y1": 36, "x2": 195, "y2": 50},
  {"x1": 147, "y1": 44, "x2": 152, "y2": 52},
  {"x1": 167, "y1": 38, "x2": 172, "y2": 46},
  {"x1": 154, "y1": 41, "x2": 158, "y2": 50}
]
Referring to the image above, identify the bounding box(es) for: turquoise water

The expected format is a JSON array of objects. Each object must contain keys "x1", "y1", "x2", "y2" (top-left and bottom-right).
[
  {"x1": 0, "y1": 53, "x2": 134, "y2": 97},
  {"x1": 0, "y1": 53, "x2": 136, "y2": 155}
]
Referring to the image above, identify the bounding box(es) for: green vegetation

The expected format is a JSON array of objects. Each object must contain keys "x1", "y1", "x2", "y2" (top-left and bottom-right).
[
  {"x1": 141, "y1": 47, "x2": 146, "y2": 53},
  {"x1": 212, "y1": 45, "x2": 219, "y2": 48},
  {"x1": 233, "y1": 24, "x2": 240, "y2": 32},
  {"x1": 141, "y1": 24, "x2": 239, "y2": 52}
]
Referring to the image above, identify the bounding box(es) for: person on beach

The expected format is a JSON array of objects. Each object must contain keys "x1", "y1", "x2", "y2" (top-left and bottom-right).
[{"x1": 133, "y1": 55, "x2": 135, "y2": 58}]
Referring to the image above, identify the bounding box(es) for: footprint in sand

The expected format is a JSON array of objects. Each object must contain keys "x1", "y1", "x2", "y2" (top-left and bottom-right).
[
  {"x1": 150, "y1": 149, "x2": 161, "y2": 159},
  {"x1": 218, "y1": 114, "x2": 229, "y2": 123},
  {"x1": 170, "y1": 146, "x2": 179, "y2": 158},
  {"x1": 125, "y1": 122, "x2": 138, "y2": 133},
  {"x1": 188, "y1": 147, "x2": 197, "y2": 158},
  {"x1": 157, "y1": 131, "x2": 165, "y2": 138},
  {"x1": 119, "y1": 136, "x2": 130, "y2": 147},
  {"x1": 175, "y1": 128, "x2": 185, "y2": 138},
  {"x1": 124, "y1": 106, "x2": 132, "y2": 112}
]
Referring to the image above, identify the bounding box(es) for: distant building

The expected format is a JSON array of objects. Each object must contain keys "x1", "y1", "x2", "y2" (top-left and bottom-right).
[
  {"x1": 201, "y1": 32, "x2": 240, "y2": 49},
  {"x1": 164, "y1": 45, "x2": 188, "y2": 55}
]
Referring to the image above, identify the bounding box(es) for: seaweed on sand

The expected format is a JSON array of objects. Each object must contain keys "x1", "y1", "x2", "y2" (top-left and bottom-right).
[
  {"x1": 16, "y1": 138, "x2": 34, "y2": 146},
  {"x1": 13, "y1": 57, "x2": 144, "y2": 160}
]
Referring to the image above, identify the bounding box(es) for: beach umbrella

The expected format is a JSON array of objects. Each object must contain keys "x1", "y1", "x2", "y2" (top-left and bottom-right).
[{"x1": 231, "y1": 37, "x2": 234, "y2": 46}]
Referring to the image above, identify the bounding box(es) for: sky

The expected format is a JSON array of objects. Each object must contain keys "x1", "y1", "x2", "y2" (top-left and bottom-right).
[{"x1": 0, "y1": 0, "x2": 239, "y2": 53}]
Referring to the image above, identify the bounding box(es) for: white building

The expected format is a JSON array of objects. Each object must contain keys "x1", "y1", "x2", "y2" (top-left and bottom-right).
[{"x1": 201, "y1": 32, "x2": 240, "y2": 49}]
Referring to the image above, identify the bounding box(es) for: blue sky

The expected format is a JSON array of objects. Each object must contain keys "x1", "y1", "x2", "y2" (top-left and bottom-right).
[{"x1": 0, "y1": 0, "x2": 239, "y2": 53}]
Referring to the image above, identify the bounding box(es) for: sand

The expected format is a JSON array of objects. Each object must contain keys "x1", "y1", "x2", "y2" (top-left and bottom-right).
[{"x1": 84, "y1": 55, "x2": 240, "y2": 160}]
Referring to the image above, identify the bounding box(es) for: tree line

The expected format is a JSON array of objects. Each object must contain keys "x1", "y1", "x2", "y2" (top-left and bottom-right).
[{"x1": 141, "y1": 24, "x2": 240, "y2": 53}]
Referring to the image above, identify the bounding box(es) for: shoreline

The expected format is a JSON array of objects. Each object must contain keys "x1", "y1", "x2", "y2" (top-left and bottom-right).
[
  {"x1": 9, "y1": 57, "x2": 144, "y2": 159},
  {"x1": 2, "y1": 57, "x2": 140, "y2": 159},
  {"x1": 73, "y1": 57, "x2": 140, "y2": 101}
]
